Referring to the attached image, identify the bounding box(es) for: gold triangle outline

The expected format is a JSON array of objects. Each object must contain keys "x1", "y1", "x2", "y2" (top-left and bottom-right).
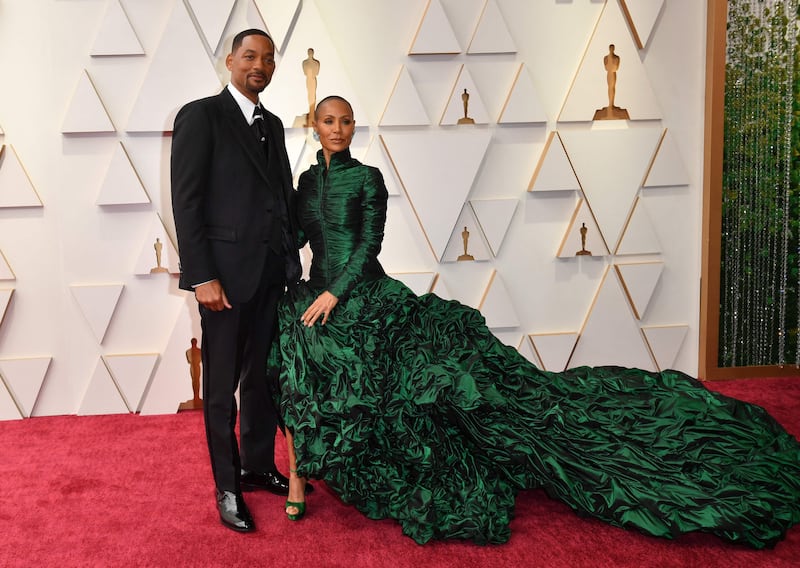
[
  {"x1": 529, "y1": 332, "x2": 579, "y2": 372},
  {"x1": 0, "y1": 288, "x2": 14, "y2": 330},
  {"x1": 0, "y1": 356, "x2": 53, "y2": 418},
  {"x1": 619, "y1": 0, "x2": 644, "y2": 50},
  {"x1": 0, "y1": 144, "x2": 45, "y2": 208},
  {"x1": 557, "y1": 3, "x2": 606, "y2": 122},
  {"x1": 640, "y1": 324, "x2": 688, "y2": 372},
  {"x1": 97, "y1": 141, "x2": 152, "y2": 206},
  {"x1": 614, "y1": 195, "x2": 663, "y2": 255},
  {"x1": 101, "y1": 353, "x2": 160, "y2": 413},
  {"x1": 378, "y1": 135, "x2": 442, "y2": 262},
  {"x1": 0, "y1": 249, "x2": 16, "y2": 281},
  {"x1": 529, "y1": 131, "x2": 582, "y2": 192},
  {"x1": 408, "y1": 0, "x2": 462, "y2": 55},
  {"x1": 0, "y1": 367, "x2": 25, "y2": 418},
  {"x1": 63, "y1": 69, "x2": 117, "y2": 133},
  {"x1": 556, "y1": 197, "x2": 611, "y2": 257},
  {"x1": 466, "y1": 0, "x2": 517, "y2": 55},
  {"x1": 613, "y1": 260, "x2": 664, "y2": 320}
]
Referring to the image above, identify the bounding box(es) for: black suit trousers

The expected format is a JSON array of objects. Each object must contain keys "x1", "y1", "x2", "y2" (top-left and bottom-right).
[{"x1": 200, "y1": 250, "x2": 285, "y2": 492}]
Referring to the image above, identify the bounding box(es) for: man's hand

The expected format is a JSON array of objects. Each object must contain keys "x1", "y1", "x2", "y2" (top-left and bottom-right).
[{"x1": 195, "y1": 280, "x2": 232, "y2": 311}]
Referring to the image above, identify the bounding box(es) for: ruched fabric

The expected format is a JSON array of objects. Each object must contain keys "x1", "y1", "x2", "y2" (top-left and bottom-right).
[{"x1": 278, "y1": 149, "x2": 800, "y2": 547}]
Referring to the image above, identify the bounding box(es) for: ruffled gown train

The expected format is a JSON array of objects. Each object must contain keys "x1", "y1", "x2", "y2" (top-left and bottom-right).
[{"x1": 277, "y1": 150, "x2": 800, "y2": 548}]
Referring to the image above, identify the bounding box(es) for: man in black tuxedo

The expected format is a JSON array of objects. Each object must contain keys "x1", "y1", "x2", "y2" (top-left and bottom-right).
[{"x1": 170, "y1": 29, "x2": 304, "y2": 533}]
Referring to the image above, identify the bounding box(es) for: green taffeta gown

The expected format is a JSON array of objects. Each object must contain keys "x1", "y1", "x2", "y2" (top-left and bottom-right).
[{"x1": 277, "y1": 150, "x2": 800, "y2": 548}]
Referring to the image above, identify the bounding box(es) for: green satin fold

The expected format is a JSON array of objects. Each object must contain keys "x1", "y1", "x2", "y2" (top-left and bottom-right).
[
  {"x1": 279, "y1": 278, "x2": 800, "y2": 547},
  {"x1": 278, "y1": 151, "x2": 800, "y2": 547}
]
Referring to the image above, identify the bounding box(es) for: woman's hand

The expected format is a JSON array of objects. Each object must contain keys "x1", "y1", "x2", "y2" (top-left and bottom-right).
[{"x1": 301, "y1": 291, "x2": 339, "y2": 327}]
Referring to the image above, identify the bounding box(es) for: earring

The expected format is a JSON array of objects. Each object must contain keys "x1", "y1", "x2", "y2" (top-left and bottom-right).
[{"x1": 312, "y1": 131, "x2": 320, "y2": 141}]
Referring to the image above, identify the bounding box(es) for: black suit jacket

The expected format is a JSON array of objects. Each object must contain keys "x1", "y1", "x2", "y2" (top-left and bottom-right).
[{"x1": 171, "y1": 87, "x2": 301, "y2": 302}]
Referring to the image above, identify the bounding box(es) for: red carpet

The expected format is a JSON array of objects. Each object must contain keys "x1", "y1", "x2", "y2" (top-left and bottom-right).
[{"x1": 1, "y1": 377, "x2": 799, "y2": 567}]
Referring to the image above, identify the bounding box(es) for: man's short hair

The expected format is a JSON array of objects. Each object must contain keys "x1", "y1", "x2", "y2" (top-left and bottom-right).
[{"x1": 231, "y1": 29, "x2": 273, "y2": 53}]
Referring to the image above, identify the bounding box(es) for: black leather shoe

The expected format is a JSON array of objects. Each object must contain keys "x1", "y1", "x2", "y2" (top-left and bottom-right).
[
  {"x1": 216, "y1": 490, "x2": 255, "y2": 532},
  {"x1": 240, "y1": 469, "x2": 314, "y2": 495}
]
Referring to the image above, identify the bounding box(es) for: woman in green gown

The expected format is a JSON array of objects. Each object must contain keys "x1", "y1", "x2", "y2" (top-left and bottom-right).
[{"x1": 277, "y1": 96, "x2": 800, "y2": 548}]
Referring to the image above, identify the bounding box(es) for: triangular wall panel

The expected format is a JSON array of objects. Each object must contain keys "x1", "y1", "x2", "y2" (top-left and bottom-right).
[
  {"x1": 616, "y1": 196, "x2": 662, "y2": 255},
  {"x1": 70, "y1": 284, "x2": 124, "y2": 343},
  {"x1": 530, "y1": 332, "x2": 578, "y2": 372},
  {"x1": 494, "y1": 331, "x2": 524, "y2": 349},
  {"x1": 285, "y1": 129, "x2": 310, "y2": 178},
  {"x1": 0, "y1": 381, "x2": 22, "y2": 420},
  {"x1": 468, "y1": 0, "x2": 517, "y2": 54},
  {"x1": 569, "y1": 268, "x2": 655, "y2": 370},
  {"x1": 103, "y1": 353, "x2": 159, "y2": 413},
  {"x1": 381, "y1": 130, "x2": 492, "y2": 261},
  {"x1": 557, "y1": 199, "x2": 609, "y2": 258},
  {"x1": 430, "y1": 274, "x2": 453, "y2": 301},
  {"x1": 78, "y1": 359, "x2": 129, "y2": 415},
  {"x1": 620, "y1": 0, "x2": 665, "y2": 50},
  {"x1": 0, "y1": 357, "x2": 51, "y2": 418},
  {"x1": 0, "y1": 250, "x2": 16, "y2": 281},
  {"x1": 559, "y1": 1, "x2": 662, "y2": 122},
  {"x1": 126, "y1": 2, "x2": 222, "y2": 132},
  {"x1": 265, "y1": 0, "x2": 369, "y2": 130},
  {"x1": 0, "y1": 145, "x2": 43, "y2": 208},
  {"x1": 440, "y1": 65, "x2": 491, "y2": 125},
  {"x1": 614, "y1": 261, "x2": 664, "y2": 320},
  {"x1": 253, "y1": 0, "x2": 302, "y2": 52},
  {"x1": 559, "y1": 126, "x2": 663, "y2": 251},
  {"x1": 0, "y1": 289, "x2": 13, "y2": 330},
  {"x1": 363, "y1": 137, "x2": 402, "y2": 196},
  {"x1": 529, "y1": 132, "x2": 581, "y2": 192},
  {"x1": 409, "y1": 0, "x2": 461, "y2": 54},
  {"x1": 96, "y1": 142, "x2": 151, "y2": 206},
  {"x1": 470, "y1": 199, "x2": 518, "y2": 257},
  {"x1": 643, "y1": 129, "x2": 690, "y2": 188},
  {"x1": 498, "y1": 63, "x2": 547, "y2": 124},
  {"x1": 61, "y1": 70, "x2": 116, "y2": 133},
  {"x1": 478, "y1": 270, "x2": 520, "y2": 329},
  {"x1": 380, "y1": 66, "x2": 431, "y2": 127},
  {"x1": 442, "y1": 205, "x2": 492, "y2": 263},
  {"x1": 185, "y1": 0, "x2": 236, "y2": 54},
  {"x1": 140, "y1": 305, "x2": 198, "y2": 415},
  {"x1": 389, "y1": 272, "x2": 436, "y2": 296},
  {"x1": 642, "y1": 324, "x2": 688, "y2": 371},
  {"x1": 517, "y1": 336, "x2": 543, "y2": 368},
  {"x1": 91, "y1": 0, "x2": 145, "y2": 56}
]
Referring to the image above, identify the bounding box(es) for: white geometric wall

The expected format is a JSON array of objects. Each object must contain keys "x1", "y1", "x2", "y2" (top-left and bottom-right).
[{"x1": 0, "y1": 0, "x2": 705, "y2": 419}]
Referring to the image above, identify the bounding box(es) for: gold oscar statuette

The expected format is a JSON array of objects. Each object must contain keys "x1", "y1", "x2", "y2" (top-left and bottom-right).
[
  {"x1": 458, "y1": 226, "x2": 475, "y2": 261},
  {"x1": 178, "y1": 337, "x2": 203, "y2": 411},
  {"x1": 593, "y1": 44, "x2": 630, "y2": 121},
  {"x1": 576, "y1": 222, "x2": 592, "y2": 256},
  {"x1": 150, "y1": 238, "x2": 169, "y2": 273},
  {"x1": 457, "y1": 88, "x2": 475, "y2": 125},
  {"x1": 294, "y1": 48, "x2": 320, "y2": 128}
]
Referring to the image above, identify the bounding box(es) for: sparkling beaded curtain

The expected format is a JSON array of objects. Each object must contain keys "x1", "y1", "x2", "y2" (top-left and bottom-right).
[{"x1": 721, "y1": 0, "x2": 799, "y2": 366}]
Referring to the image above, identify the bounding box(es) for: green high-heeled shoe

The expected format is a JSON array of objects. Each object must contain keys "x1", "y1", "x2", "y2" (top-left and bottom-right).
[{"x1": 285, "y1": 500, "x2": 306, "y2": 521}]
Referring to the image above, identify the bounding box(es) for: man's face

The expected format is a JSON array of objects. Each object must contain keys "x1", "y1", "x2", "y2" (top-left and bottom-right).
[{"x1": 226, "y1": 34, "x2": 276, "y2": 102}]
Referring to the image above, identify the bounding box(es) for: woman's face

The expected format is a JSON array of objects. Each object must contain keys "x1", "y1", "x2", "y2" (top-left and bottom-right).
[{"x1": 314, "y1": 99, "x2": 355, "y2": 159}]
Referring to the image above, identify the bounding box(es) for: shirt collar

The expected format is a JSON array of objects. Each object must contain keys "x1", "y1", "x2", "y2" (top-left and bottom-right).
[{"x1": 227, "y1": 83, "x2": 260, "y2": 126}]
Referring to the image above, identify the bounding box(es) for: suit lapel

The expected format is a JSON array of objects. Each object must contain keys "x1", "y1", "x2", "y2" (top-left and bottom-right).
[{"x1": 218, "y1": 89, "x2": 270, "y2": 183}]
